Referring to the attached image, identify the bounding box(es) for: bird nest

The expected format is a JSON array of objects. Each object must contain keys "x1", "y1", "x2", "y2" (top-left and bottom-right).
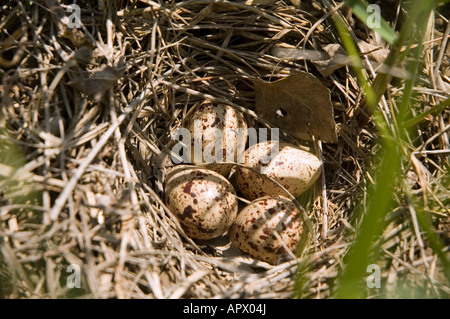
[{"x1": 0, "y1": 0, "x2": 448, "y2": 299}]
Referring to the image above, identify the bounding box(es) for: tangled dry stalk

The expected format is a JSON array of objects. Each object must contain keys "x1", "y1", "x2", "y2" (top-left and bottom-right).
[{"x1": 0, "y1": 0, "x2": 448, "y2": 298}]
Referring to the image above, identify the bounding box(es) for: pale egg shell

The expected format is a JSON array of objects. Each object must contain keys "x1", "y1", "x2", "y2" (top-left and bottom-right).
[
  {"x1": 164, "y1": 165, "x2": 238, "y2": 240},
  {"x1": 183, "y1": 102, "x2": 248, "y2": 176},
  {"x1": 229, "y1": 196, "x2": 302, "y2": 264},
  {"x1": 235, "y1": 141, "x2": 322, "y2": 200}
]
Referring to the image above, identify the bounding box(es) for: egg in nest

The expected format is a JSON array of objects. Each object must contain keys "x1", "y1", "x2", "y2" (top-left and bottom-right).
[{"x1": 164, "y1": 165, "x2": 238, "y2": 240}]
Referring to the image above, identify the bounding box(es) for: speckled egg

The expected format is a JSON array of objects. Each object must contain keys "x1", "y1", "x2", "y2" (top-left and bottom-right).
[
  {"x1": 229, "y1": 196, "x2": 303, "y2": 264},
  {"x1": 183, "y1": 102, "x2": 248, "y2": 176},
  {"x1": 235, "y1": 141, "x2": 322, "y2": 200},
  {"x1": 164, "y1": 165, "x2": 238, "y2": 240}
]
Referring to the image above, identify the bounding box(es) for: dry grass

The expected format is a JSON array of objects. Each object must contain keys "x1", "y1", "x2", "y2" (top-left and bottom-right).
[{"x1": 0, "y1": 0, "x2": 448, "y2": 299}]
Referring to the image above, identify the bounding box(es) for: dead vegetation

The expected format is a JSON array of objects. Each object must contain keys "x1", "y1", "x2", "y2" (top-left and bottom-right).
[{"x1": 0, "y1": 0, "x2": 448, "y2": 298}]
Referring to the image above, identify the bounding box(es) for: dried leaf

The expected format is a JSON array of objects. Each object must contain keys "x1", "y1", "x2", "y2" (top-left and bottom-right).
[
  {"x1": 274, "y1": 42, "x2": 390, "y2": 78},
  {"x1": 253, "y1": 73, "x2": 337, "y2": 143},
  {"x1": 272, "y1": 45, "x2": 349, "y2": 78},
  {"x1": 70, "y1": 45, "x2": 93, "y2": 66},
  {"x1": 357, "y1": 40, "x2": 389, "y2": 64},
  {"x1": 312, "y1": 44, "x2": 348, "y2": 77},
  {"x1": 68, "y1": 64, "x2": 124, "y2": 102}
]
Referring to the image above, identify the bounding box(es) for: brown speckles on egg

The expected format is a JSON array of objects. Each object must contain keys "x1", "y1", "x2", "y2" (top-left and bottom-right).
[
  {"x1": 164, "y1": 165, "x2": 238, "y2": 240},
  {"x1": 197, "y1": 225, "x2": 217, "y2": 234},
  {"x1": 211, "y1": 116, "x2": 221, "y2": 128},
  {"x1": 235, "y1": 141, "x2": 322, "y2": 200},
  {"x1": 229, "y1": 196, "x2": 303, "y2": 264},
  {"x1": 264, "y1": 246, "x2": 275, "y2": 253},
  {"x1": 258, "y1": 159, "x2": 269, "y2": 166},
  {"x1": 183, "y1": 103, "x2": 248, "y2": 176},
  {"x1": 179, "y1": 205, "x2": 196, "y2": 220},
  {"x1": 249, "y1": 242, "x2": 258, "y2": 251},
  {"x1": 183, "y1": 181, "x2": 194, "y2": 194}
]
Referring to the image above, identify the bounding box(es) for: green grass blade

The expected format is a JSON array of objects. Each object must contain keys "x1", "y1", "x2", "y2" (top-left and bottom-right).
[
  {"x1": 0, "y1": 117, "x2": 40, "y2": 206},
  {"x1": 343, "y1": 0, "x2": 397, "y2": 44},
  {"x1": 404, "y1": 97, "x2": 450, "y2": 128},
  {"x1": 409, "y1": 192, "x2": 450, "y2": 285},
  {"x1": 333, "y1": 14, "x2": 395, "y2": 137},
  {"x1": 334, "y1": 139, "x2": 401, "y2": 298},
  {"x1": 331, "y1": 0, "x2": 446, "y2": 298},
  {"x1": 368, "y1": 0, "x2": 438, "y2": 108},
  {"x1": 333, "y1": 14, "x2": 402, "y2": 298},
  {"x1": 396, "y1": 1, "x2": 450, "y2": 286},
  {"x1": 333, "y1": 15, "x2": 375, "y2": 107}
]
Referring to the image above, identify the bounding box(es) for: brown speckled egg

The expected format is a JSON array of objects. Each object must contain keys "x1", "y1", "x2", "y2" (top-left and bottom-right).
[
  {"x1": 235, "y1": 141, "x2": 322, "y2": 200},
  {"x1": 164, "y1": 165, "x2": 238, "y2": 240},
  {"x1": 229, "y1": 196, "x2": 302, "y2": 264},
  {"x1": 183, "y1": 102, "x2": 248, "y2": 176}
]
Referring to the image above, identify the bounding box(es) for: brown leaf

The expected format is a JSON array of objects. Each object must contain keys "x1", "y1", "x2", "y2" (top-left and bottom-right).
[
  {"x1": 357, "y1": 40, "x2": 389, "y2": 64},
  {"x1": 311, "y1": 44, "x2": 348, "y2": 78},
  {"x1": 73, "y1": 45, "x2": 93, "y2": 65},
  {"x1": 253, "y1": 73, "x2": 337, "y2": 143},
  {"x1": 68, "y1": 64, "x2": 124, "y2": 102},
  {"x1": 271, "y1": 45, "x2": 348, "y2": 78},
  {"x1": 274, "y1": 42, "x2": 390, "y2": 78}
]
